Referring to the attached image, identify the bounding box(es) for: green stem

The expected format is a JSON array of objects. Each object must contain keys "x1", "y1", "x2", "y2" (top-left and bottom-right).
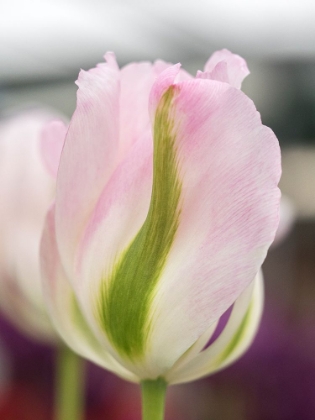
[
  {"x1": 141, "y1": 378, "x2": 167, "y2": 420},
  {"x1": 55, "y1": 346, "x2": 85, "y2": 420}
]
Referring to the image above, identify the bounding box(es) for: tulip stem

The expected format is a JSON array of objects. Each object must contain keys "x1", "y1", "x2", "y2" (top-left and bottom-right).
[
  {"x1": 55, "y1": 346, "x2": 85, "y2": 420},
  {"x1": 141, "y1": 378, "x2": 167, "y2": 420}
]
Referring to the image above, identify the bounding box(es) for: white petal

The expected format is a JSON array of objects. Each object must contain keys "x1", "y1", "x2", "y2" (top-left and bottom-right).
[
  {"x1": 166, "y1": 271, "x2": 263, "y2": 384},
  {"x1": 41, "y1": 207, "x2": 138, "y2": 383}
]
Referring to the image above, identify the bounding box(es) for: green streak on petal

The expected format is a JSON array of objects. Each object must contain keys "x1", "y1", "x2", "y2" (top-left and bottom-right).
[
  {"x1": 215, "y1": 302, "x2": 253, "y2": 367},
  {"x1": 98, "y1": 87, "x2": 182, "y2": 360}
]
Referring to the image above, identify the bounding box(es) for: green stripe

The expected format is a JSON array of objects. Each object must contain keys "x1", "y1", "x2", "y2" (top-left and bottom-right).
[{"x1": 97, "y1": 87, "x2": 182, "y2": 360}]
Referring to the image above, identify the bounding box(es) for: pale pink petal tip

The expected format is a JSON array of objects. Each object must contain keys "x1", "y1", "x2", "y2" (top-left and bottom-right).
[
  {"x1": 196, "y1": 70, "x2": 206, "y2": 79},
  {"x1": 149, "y1": 63, "x2": 181, "y2": 117},
  {"x1": 75, "y1": 53, "x2": 118, "y2": 89},
  {"x1": 40, "y1": 120, "x2": 67, "y2": 178},
  {"x1": 204, "y1": 49, "x2": 250, "y2": 89},
  {"x1": 104, "y1": 52, "x2": 119, "y2": 69}
]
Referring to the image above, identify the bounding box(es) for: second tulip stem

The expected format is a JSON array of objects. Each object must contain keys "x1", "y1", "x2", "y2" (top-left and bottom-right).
[{"x1": 55, "y1": 345, "x2": 85, "y2": 420}]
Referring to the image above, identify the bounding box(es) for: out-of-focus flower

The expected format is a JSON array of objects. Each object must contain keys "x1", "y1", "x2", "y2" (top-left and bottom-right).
[
  {"x1": 272, "y1": 195, "x2": 296, "y2": 247},
  {"x1": 0, "y1": 110, "x2": 66, "y2": 342},
  {"x1": 41, "y1": 50, "x2": 281, "y2": 383}
]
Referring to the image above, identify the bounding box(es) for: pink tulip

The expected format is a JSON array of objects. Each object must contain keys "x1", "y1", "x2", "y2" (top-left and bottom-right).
[
  {"x1": 0, "y1": 110, "x2": 65, "y2": 342},
  {"x1": 41, "y1": 50, "x2": 281, "y2": 383}
]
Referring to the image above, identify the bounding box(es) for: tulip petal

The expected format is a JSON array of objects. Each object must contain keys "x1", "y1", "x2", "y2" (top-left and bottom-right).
[
  {"x1": 202, "y1": 49, "x2": 250, "y2": 88},
  {"x1": 119, "y1": 60, "x2": 171, "y2": 155},
  {"x1": 41, "y1": 206, "x2": 138, "y2": 382},
  {"x1": 166, "y1": 320, "x2": 219, "y2": 375},
  {"x1": 73, "y1": 132, "x2": 154, "y2": 376},
  {"x1": 55, "y1": 56, "x2": 175, "y2": 281},
  {"x1": 55, "y1": 53, "x2": 121, "y2": 278},
  {"x1": 166, "y1": 272, "x2": 263, "y2": 384},
  {"x1": 142, "y1": 70, "x2": 280, "y2": 376},
  {"x1": 40, "y1": 120, "x2": 67, "y2": 178}
]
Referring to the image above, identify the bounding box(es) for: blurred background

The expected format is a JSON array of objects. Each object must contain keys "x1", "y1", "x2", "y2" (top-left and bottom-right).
[{"x1": 1, "y1": 0, "x2": 315, "y2": 419}]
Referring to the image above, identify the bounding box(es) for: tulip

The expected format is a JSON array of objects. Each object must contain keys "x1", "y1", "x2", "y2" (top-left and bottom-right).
[
  {"x1": 0, "y1": 110, "x2": 66, "y2": 342},
  {"x1": 40, "y1": 50, "x2": 281, "y2": 419},
  {"x1": 0, "y1": 110, "x2": 85, "y2": 420}
]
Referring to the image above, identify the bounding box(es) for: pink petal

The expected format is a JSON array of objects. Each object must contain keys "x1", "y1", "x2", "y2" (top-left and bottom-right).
[
  {"x1": 73, "y1": 133, "x2": 153, "y2": 373},
  {"x1": 196, "y1": 61, "x2": 229, "y2": 83},
  {"x1": 143, "y1": 72, "x2": 280, "y2": 374},
  {"x1": 203, "y1": 49, "x2": 250, "y2": 89},
  {"x1": 40, "y1": 120, "x2": 67, "y2": 178},
  {"x1": 119, "y1": 60, "x2": 170, "y2": 155},
  {"x1": 167, "y1": 272, "x2": 264, "y2": 384},
  {"x1": 55, "y1": 54, "x2": 121, "y2": 278},
  {"x1": 149, "y1": 64, "x2": 181, "y2": 118},
  {"x1": 41, "y1": 206, "x2": 138, "y2": 382},
  {"x1": 55, "y1": 55, "x2": 174, "y2": 280}
]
